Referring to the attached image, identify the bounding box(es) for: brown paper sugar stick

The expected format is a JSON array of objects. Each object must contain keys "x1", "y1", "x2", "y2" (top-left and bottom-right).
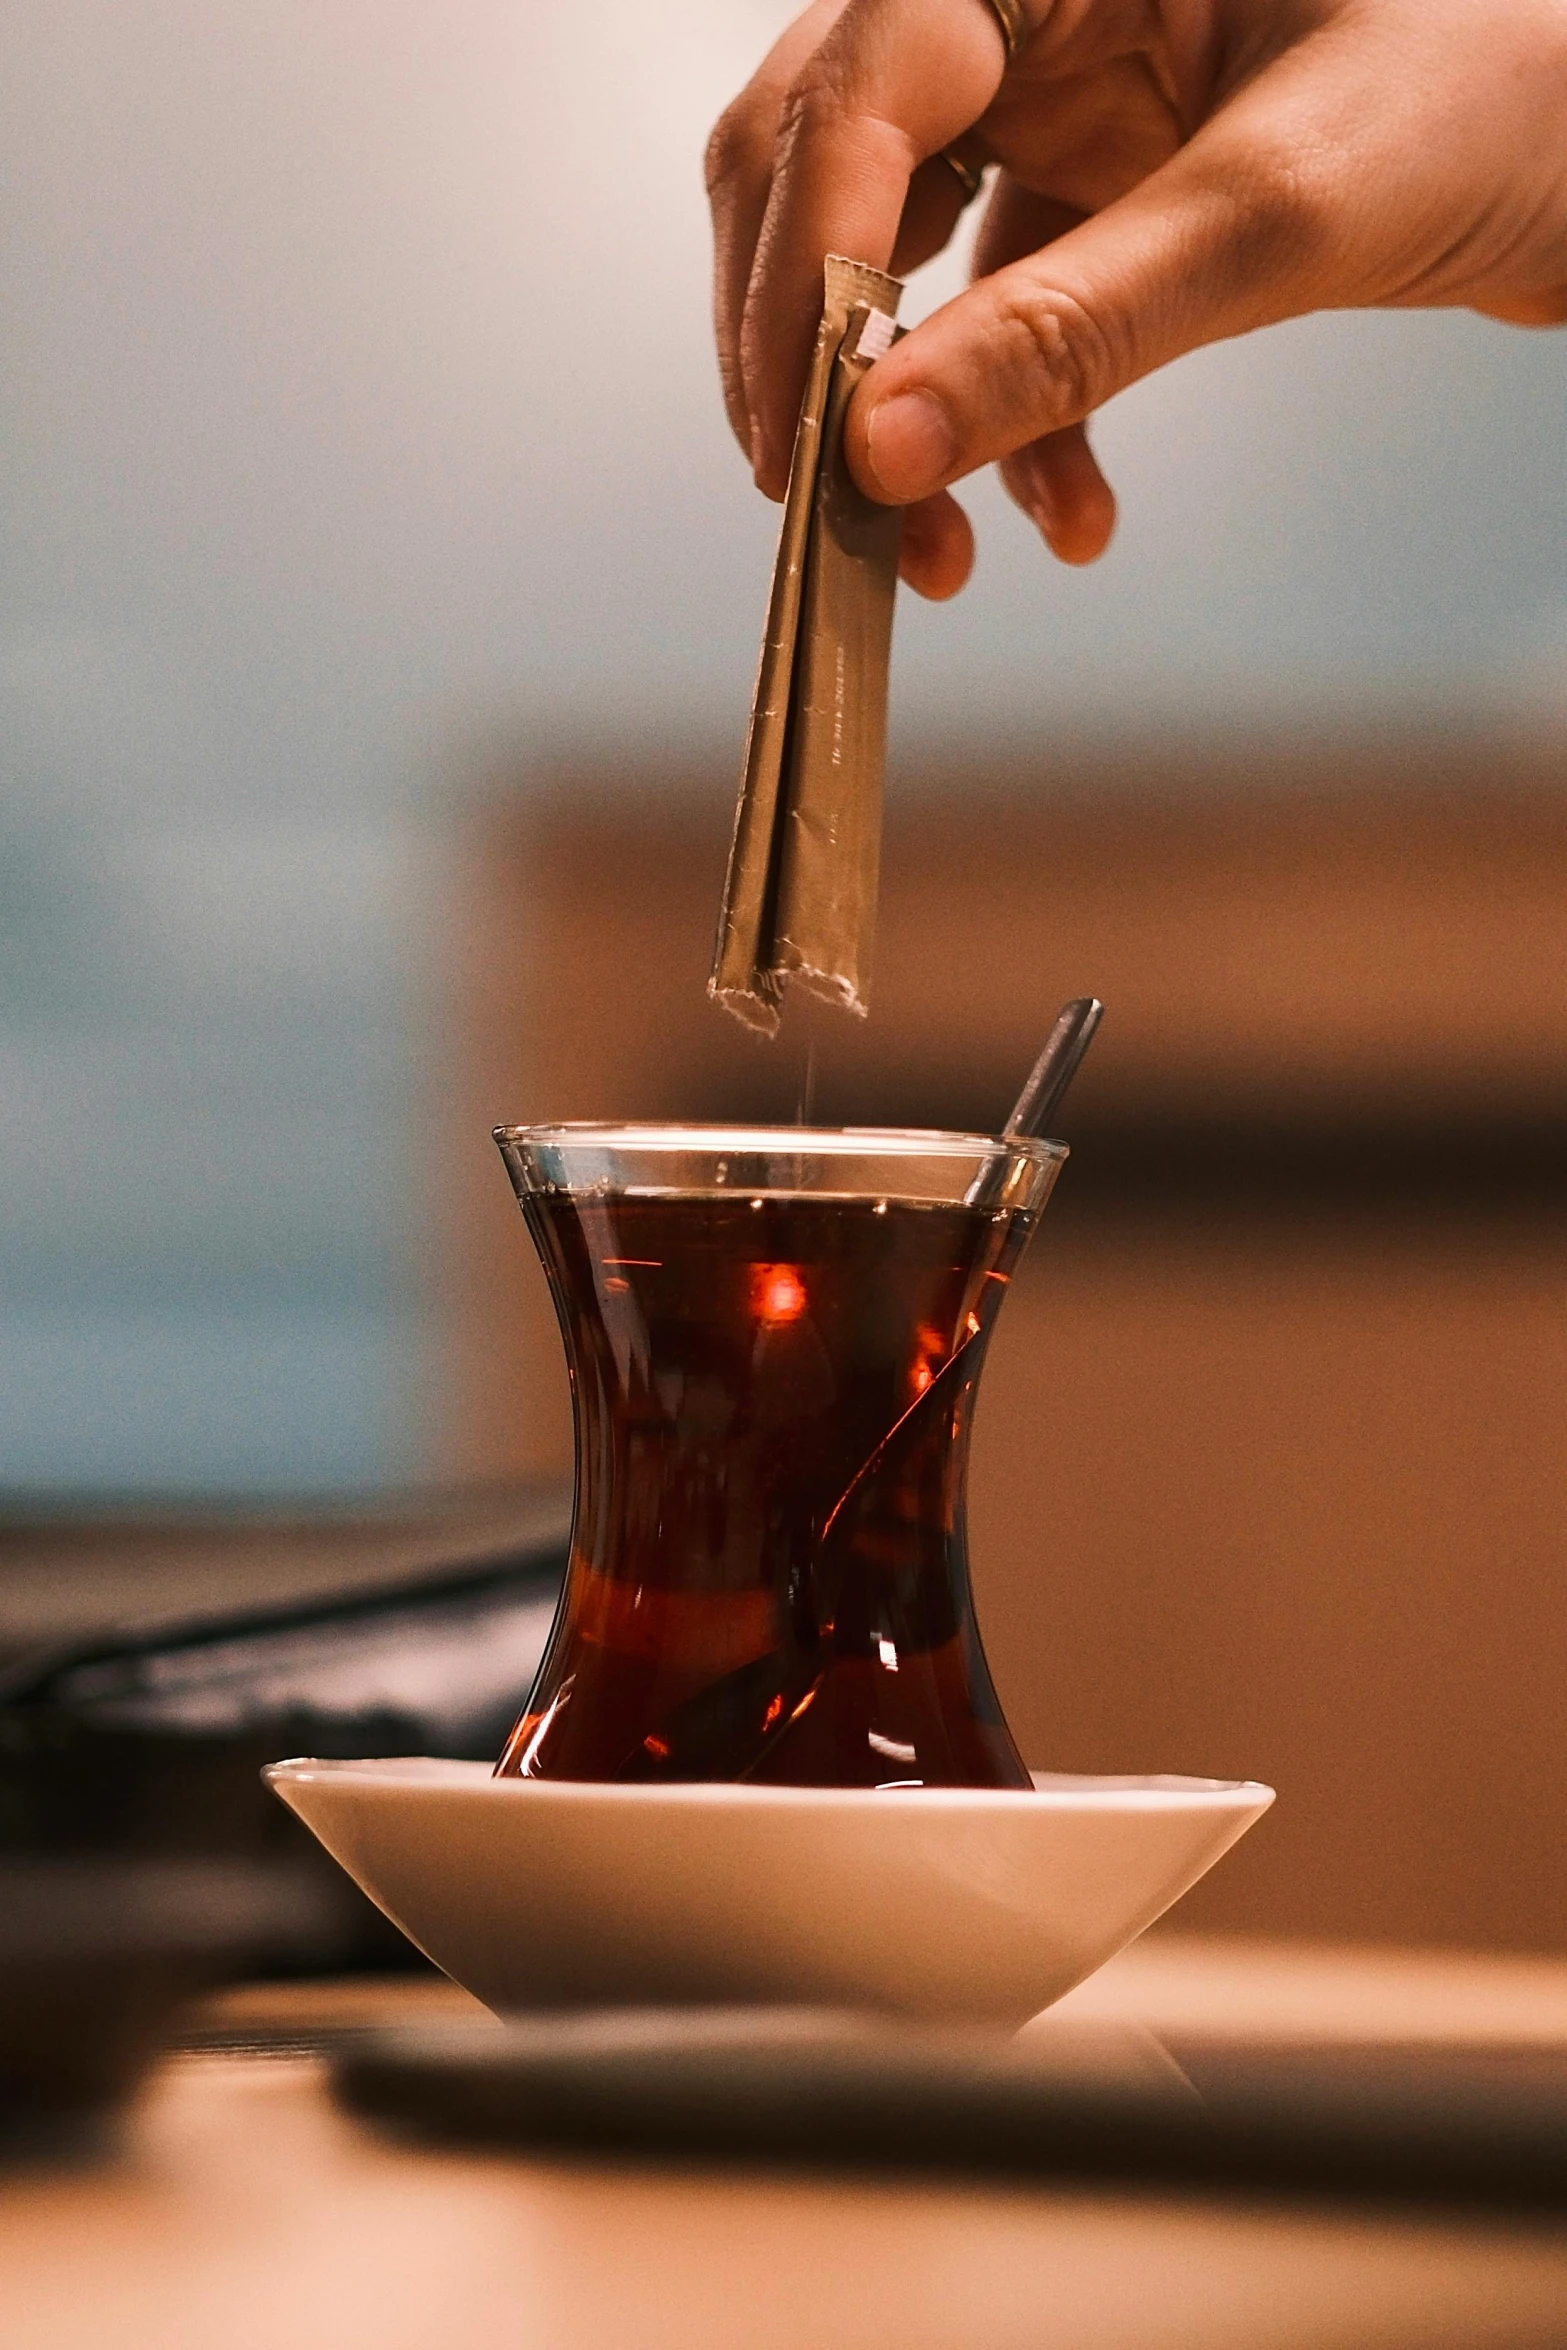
[{"x1": 709, "y1": 257, "x2": 905, "y2": 1035}]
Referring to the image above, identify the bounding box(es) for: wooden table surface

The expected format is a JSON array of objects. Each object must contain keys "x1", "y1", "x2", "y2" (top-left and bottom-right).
[{"x1": 6, "y1": 1937, "x2": 1566, "y2": 2350}]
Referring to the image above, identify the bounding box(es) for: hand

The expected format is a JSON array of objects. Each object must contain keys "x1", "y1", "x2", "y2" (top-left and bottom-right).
[{"x1": 707, "y1": 0, "x2": 1567, "y2": 598}]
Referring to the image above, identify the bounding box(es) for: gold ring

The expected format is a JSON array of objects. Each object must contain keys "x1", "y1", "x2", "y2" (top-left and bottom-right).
[
  {"x1": 983, "y1": 0, "x2": 1030, "y2": 59},
  {"x1": 938, "y1": 1, "x2": 1025, "y2": 202},
  {"x1": 936, "y1": 131, "x2": 990, "y2": 205}
]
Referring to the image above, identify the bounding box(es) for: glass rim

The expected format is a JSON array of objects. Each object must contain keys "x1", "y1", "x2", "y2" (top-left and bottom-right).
[{"x1": 492, "y1": 1120, "x2": 1068, "y2": 1166}]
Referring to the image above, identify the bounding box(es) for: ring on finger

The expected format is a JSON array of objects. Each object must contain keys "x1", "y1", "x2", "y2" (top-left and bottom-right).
[
  {"x1": 981, "y1": 0, "x2": 1030, "y2": 58},
  {"x1": 936, "y1": 131, "x2": 991, "y2": 205}
]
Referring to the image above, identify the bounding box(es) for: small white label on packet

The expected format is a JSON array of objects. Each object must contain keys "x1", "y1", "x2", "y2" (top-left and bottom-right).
[{"x1": 855, "y1": 307, "x2": 896, "y2": 363}]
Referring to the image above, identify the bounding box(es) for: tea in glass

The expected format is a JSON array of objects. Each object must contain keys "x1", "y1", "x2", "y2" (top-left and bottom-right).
[{"x1": 492, "y1": 1127, "x2": 1064, "y2": 1788}]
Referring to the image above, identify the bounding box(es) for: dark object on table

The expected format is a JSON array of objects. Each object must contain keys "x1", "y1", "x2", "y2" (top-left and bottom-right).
[
  {"x1": 0, "y1": 1858, "x2": 321, "y2": 2153},
  {"x1": 0, "y1": 1492, "x2": 567, "y2": 1973},
  {"x1": 337, "y1": 2013, "x2": 1567, "y2": 2216}
]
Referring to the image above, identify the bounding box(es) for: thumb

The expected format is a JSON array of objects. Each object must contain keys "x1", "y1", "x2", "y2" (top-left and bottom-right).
[{"x1": 844, "y1": 113, "x2": 1335, "y2": 505}]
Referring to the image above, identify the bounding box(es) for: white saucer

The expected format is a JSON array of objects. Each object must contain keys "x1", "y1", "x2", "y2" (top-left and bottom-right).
[{"x1": 267, "y1": 1759, "x2": 1273, "y2": 2028}]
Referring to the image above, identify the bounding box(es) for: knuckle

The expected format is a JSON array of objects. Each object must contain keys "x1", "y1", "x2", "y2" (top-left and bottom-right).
[
  {"x1": 773, "y1": 58, "x2": 851, "y2": 158},
  {"x1": 1202, "y1": 144, "x2": 1333, "y2": 291},
  {"x1": 990, "y1": 284, "x2": 1120, "y2": 425},
  {"x1": 704, "y1": 101, "x2": 767, "y2": 198}
]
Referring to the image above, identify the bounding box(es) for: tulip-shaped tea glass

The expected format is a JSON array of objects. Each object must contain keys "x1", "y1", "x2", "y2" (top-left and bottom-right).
[{"x1": 492, "y1": 1125, "x2": 1065, "y2": 1788}]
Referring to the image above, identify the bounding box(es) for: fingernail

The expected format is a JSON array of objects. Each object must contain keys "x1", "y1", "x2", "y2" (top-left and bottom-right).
[{"x1": 864, "y1": 390, "x2": 957, "y2": 503}]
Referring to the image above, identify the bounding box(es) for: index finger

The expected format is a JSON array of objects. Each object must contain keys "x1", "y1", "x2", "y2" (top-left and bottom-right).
[{"x1": 741, "y1": 0, "x2": 1013, "y2": 494}]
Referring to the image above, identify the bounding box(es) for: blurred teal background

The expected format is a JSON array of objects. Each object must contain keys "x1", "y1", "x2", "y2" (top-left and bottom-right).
[{"x1": 3, "y1": 0, "x2": 1566, "y2": 1492}]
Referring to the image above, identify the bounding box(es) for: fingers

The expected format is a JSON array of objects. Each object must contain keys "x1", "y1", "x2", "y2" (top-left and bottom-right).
[
  {"x1": 708, "y1": 3, "x2": 853, "y2": 460},
  {"x1": 897, "y1": 490, "x2": 974, "y2": 598},
  {"x1": 843, "y1": 86, "x2": 1339, "y2": 507},
  {"x1": 737, "y1": 0, "x2": 1010, "y2": 494},
  {"x1": 1001, "y1": 427, "x2": 1116, "y2": 563},
  {"x1": 973, "y1": 176, "x2": 1114, "y2": 562},
  {"x1": 708, "y1": 102, "x2": 781, "y2": 455}
]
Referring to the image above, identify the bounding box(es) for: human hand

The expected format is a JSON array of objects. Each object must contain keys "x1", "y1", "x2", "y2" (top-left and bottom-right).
[{"x1": 707, "y1": 0, "x2": 1567, "y2": 597}]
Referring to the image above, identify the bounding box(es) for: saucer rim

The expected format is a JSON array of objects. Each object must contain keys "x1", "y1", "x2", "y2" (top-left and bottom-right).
[{"x1": 263, "y1": 1755, "x2": 1275, "y2": 1814}]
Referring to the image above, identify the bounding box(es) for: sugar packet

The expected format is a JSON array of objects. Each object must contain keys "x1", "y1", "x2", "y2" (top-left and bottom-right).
[{"x1": 709, "y1": 256, "x2": 904, "y2": 1034}]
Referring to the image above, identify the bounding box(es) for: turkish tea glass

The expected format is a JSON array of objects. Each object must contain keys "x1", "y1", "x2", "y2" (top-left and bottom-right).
[{"x1": 492, "y1": 1125, "x2": 1066, "y2": 1788}]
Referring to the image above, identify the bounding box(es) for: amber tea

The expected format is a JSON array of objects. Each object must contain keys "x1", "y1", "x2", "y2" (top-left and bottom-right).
[{"x1": 491, "y1": 1128, "x2": 1065, "y2": 1789}]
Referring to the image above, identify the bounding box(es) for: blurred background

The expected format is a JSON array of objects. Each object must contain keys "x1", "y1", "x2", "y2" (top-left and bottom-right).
[{"x1": 2, "y1": 0, "x2": 1564, "y2": 1955}]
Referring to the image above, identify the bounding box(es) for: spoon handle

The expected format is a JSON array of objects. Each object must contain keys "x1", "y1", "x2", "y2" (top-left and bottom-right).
[{"x1": 1004, "y1": 997, "x2": 1103, "y2": 1142}]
